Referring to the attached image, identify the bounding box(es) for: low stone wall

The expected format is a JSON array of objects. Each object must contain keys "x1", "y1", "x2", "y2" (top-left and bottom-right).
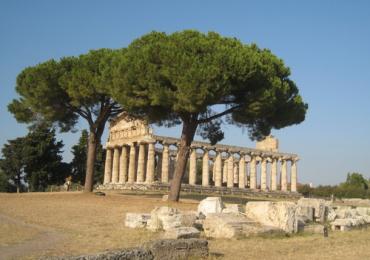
[
  {"x1": 42, "y1": 239, "x2": 208, "y2": 260},
  {"x1": 97, "y1": 183, "x2": 302, "y2": 199}
]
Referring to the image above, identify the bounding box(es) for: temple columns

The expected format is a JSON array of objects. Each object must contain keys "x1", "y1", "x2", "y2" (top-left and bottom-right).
[
  {"x1": 281, "y1": 159, "x2": 288, "y2": 191},
  {"x1": 137, "y1": 143, "x2": 146, "y2": 182},
  {"x1": 271, "y1": 158, "x2": 277, "y2": 191},
  {"x1": 233, "y1": 163, "x2": 239, "y2": 184},
  {"x1": 291, "y1": 159, "x2": 298, "y2": 192},
  {"x1": 227, "y1": 154, "x2": 234, "y2": 188},
  {"x1": 103, "y1": 148, "x2": 113, "y2": 184},
  {"x1": 146, "y1": 142, "x2": 155, "y2": 183},
  {"x1": 222, "y1": 159, "x2": 228, "y2": 183},
  {"x1": 202, "y1": 149, "x2": 209, "y2": 186},
  {"x1": 260, "y1": 157, "x2": 267, "y2": 190},
  {"x1": 250, "y1": 156, "x2": 257, "y2": 189},
  {"x1": 128, "y1": 143, "x2": 136, "y2": 183},
  {"x1": 189, "y1": 148, "x2": 197, "y2": 185},
  {"x1": 111, "y1": 147, "x2": 120, "y2": 184},
  {"x1": 239, "y1": 155, "x2": 245, "y2": 189},
  {"x1": 214, "y1": 152, "x2": 222, "y2": 187},
  {"x1": 161, "y1": 144, "x2": 169, "y2": 183}
]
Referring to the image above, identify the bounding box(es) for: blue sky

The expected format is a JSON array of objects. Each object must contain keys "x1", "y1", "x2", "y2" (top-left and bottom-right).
[{"x1": 1, "y1": 0, "x2": 369, "y2": 185}]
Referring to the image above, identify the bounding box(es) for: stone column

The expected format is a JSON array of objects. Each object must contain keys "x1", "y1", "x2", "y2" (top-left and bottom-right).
[
  {"x1": 189, "y1": 148, "x2": 197, "y2": 185},
  {"x1": 214, "y1": 151, "x2": 222, "y2": 187},
  {"x1": 212, "y1": 161, "x2": 216, "y2": 182},
  {"x1": 281, "y1": 159, "x2": 288, "y2": 191},
  {"x1": 271, "y1": 158, "x2": 277, "y2": 191},
  {"x1": 119, "y1": 146, "x2": 128, "y2": 184},
  {"x1": 103, "y1": 148, "x2": 113, "y2": 184},
  {"x1": 233, "y1": 163, "x2": 238, "y2": 184},
  {"x1": 128, "y1": 143, "x2": 136, "y2": 183},
  {"x1": 146, "y1": 142, "x2": 155, "y2": 183},
  {"x1": 137, "y1": 143, "x2": 146, "y2": 182},
  {"x1": 222, "y1": 159, "x2": 228, "y2": 183},
  {"x1": 261, "y1": 157, "x2": 267, "y2": 190},
  {"x1": 161, "y1": 144, "x2": 169, "y2": 183},
  {"x1": 291, "y1": 158, "x2": 298, "y2": 192},
  {"x1": 239, "y1": 155, "x2": 245, "y2": 189},
  {"x1": 227, "y1": 154, "x2": 234, "y2": 188},
  {"x1": 250, "y1": 156, "x2": 257, "y2": 189},
  {"x1": 111, "y1": 147, "x2": 120, "y2": 184},
  {"x1": 202, "y1": 149, "x2": 209, "y2": 186}
]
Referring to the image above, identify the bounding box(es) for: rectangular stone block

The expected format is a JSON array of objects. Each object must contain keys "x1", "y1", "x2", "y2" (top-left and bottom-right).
[{"x1": 125, "y1": 213, "x2": 151, "y2": 228}]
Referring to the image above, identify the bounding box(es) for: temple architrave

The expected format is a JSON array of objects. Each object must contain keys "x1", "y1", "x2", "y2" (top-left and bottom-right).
[{"x1": 100, "y1": 113, "x2": 299, "y2": 193}]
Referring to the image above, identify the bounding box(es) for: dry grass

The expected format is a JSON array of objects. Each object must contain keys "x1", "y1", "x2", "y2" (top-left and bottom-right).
[
  {"x1": 0, "y1": 222, "x2": 41, "y2": 247},
  {"x1": 0, "y1": 192, "x2": 369, "y2": 260}
]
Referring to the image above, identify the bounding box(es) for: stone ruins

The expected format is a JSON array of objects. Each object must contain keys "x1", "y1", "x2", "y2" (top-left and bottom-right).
[
  {"x1": 100, "y1": 113, "x2": 299, "y2": 193},
  {"x1": 124, "y1": 197, "x2": 370, "y2": 239}
]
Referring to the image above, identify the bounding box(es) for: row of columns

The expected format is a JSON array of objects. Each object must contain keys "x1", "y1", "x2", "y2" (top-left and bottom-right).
[
  {"x1": 103, "y1": 143, "x2": 298, "y2": 192},
  {"x1": 104, "y1": 142, "x2": 155, "y2": 185}
]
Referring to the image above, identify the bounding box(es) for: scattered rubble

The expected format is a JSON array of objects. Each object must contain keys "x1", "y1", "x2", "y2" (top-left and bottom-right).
[{"x1": 125, "y1": 196, "x2": 370, "y2": 239}]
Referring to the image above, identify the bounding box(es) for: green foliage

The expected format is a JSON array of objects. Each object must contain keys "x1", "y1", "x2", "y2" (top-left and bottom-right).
[
  {"x1": 0, "y1": 137, "x2": 27, "y2": 192},
  {"x1": 0, "y1": 125, "x2": 67, "y2": 192},
  {"x1": 0, "y1": 169, "x2": 16, "y2": 192},
  {"x1": 298, "y1": 173, "x2": 370, "y2": 199},
  {"x1": 8, "y1": 49, "x2": 123, "y2": 191},
  {"x1": 22, "y1": 124, "x2": 66, "y2": 191},
  {"x1": 111, "y1": 30, "x2": 308, "y2": 141},
  {"x1": 342, "y1": 172, "x2": 368, "y2": 190},
  {"x1": 70, "y1": 130, "x2": 105, "y2": 185},
  {"x1": 8, "y1": 49, "x2": 120, "y2": 131}
]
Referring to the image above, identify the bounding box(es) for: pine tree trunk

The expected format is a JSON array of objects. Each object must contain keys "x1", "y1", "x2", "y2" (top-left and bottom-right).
[
  {"x1": 169, "y1": 120, "x2": 197, "y2": 201},
  {"x1": 84, "y1": 130, "x2": 98, "y2": 192}
]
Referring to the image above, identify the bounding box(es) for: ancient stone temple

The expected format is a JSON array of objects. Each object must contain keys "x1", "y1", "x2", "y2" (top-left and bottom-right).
[{"x1": 100, "y1": 113, "x2": 299, "y2": 193}]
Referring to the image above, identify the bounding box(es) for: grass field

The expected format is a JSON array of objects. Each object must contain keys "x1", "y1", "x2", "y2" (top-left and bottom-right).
[{"x1": 0, "y1": 192, "x2": 369, "y2": 259}]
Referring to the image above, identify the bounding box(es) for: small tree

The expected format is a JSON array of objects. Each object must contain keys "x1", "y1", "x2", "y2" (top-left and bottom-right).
[
  {"x1": 0, "y1": 138, "x2": 26, "y2": 193},
  {"x1": 111, "y1": 30, "x2": 308, "y2": 201},
  {"x1": 0, "y1": 125, "x2": 67, "y2": 192},
  {"x1": 23, "y1": 125, "x2": 65, "y2": 191},
  {"x1": 342, "y1": 172, "x2": 368, "y2": 190},
  {"x1": 8, "y1": 49, "x2": 123, "y2": 192}
]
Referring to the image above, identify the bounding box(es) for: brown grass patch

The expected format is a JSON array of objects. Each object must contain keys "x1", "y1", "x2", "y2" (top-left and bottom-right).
[{"x1": 0, "y1": 192, "x2": 369, "y2": 260}]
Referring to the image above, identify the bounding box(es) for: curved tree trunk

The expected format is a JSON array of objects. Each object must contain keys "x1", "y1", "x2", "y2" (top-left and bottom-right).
[{"x1": 169, "y1": 120, "x2": 198, "y2": 201}]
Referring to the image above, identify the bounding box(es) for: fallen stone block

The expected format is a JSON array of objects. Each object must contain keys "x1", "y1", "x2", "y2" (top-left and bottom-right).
[
  {"x1": 163, "y1": 227, "x2": 200, "y2": 239},
  {"x1": 349, "y1": 216, "x2": 366, "y2": 226},
  {"x1": 356, "y1": 206, "x2": 370, "y2": 216},
  {"x1": 125, "y1": 213, "x2": 151, "y2": 228},
  {"x1": 203, "y1": 213, "x2": 271, "y2": 238},
  {"x1": 331, "y1": 219, "x2": 352, "y2": 231},
  {"x1": 335, "y1": 206, "x2": 358, "y2": 219},
  {"x1": 297, "y1": 198, "x2": 327, "y2": 221},
  {"x1": 245, "y1": 201, "x2": 298, "y2": 233},
  {"x1": 161, "y1": 214, "x2": 182, "y2": 230},
  {"x1": 147, "y1": 206, "x2": 181, "y2": 231},
  {"x1": 296, "y1": 205, "x2": 314, "y2": 223},
  {"x1": 222, "y1": 203, "x2": 243, "y2": 214},
  {"x1": 197, "y1": 197, "x2": 224, "y2": 216},
  {"x1": 144, "y1": 239, "x2": 209, "y2": 259}
]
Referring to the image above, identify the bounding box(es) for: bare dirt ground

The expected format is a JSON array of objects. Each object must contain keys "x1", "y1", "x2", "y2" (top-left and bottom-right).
[{"x1": 0, "y1": 192, "x2": 369, "y2": 260}]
